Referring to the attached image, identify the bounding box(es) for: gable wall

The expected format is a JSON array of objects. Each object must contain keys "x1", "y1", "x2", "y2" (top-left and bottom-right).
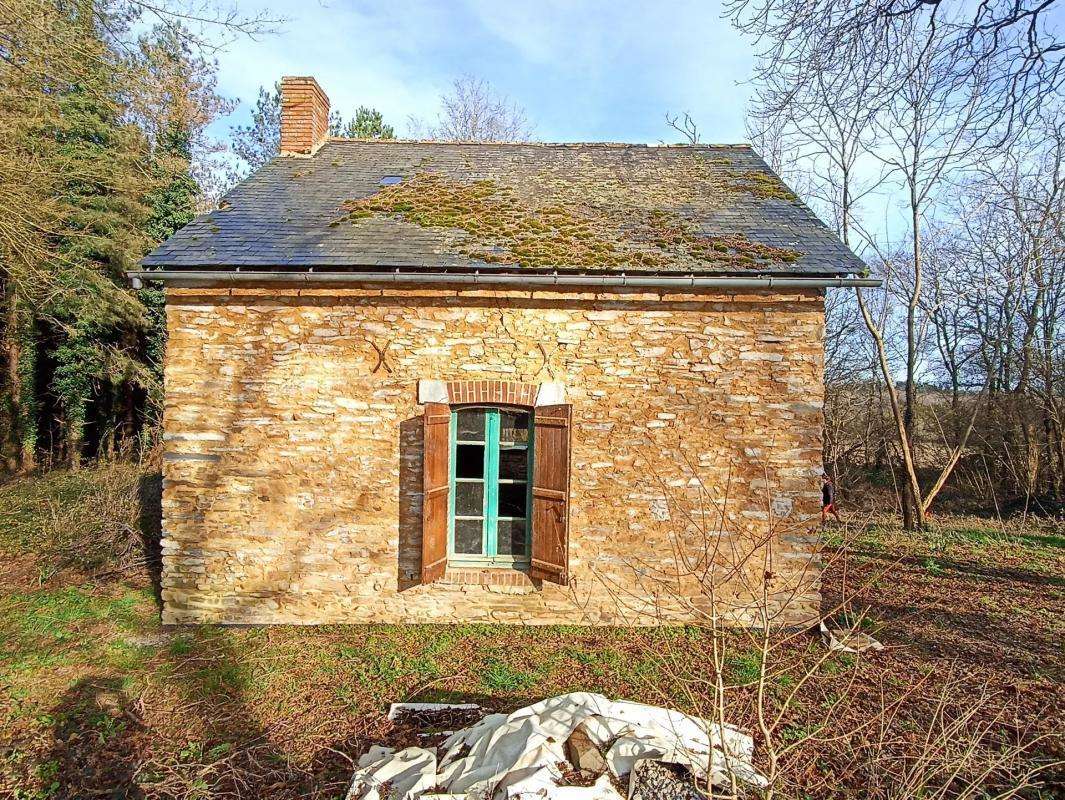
[{"x1": 161, "y1": 285, "x2": 826, "y2": 626}]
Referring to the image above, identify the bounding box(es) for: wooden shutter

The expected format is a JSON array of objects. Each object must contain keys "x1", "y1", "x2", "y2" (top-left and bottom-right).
[
  {"x1": 530, "y1": 404, "x2": 572, "y2": 585},
  {"x1": 421, "y1": 402, "x2": 450, "y2": 583}
]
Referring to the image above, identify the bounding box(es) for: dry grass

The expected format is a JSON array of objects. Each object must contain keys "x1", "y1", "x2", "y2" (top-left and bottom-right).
[{"x1": 0, "y1": 461, "x2": 159, "y2": 582}]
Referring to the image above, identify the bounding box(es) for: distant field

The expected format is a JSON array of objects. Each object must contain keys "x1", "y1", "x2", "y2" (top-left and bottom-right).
[{"x1": 0, "y1": 463, "x2": 1061, "y2": 798}]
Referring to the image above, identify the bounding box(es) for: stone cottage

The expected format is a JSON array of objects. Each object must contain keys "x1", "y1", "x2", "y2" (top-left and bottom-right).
[{"x1": 132, "y1": 76, "x2": 871, "y2": 626}]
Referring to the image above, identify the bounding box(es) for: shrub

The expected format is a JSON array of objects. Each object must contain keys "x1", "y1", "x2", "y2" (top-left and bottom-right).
[{"x1": 0, "y1": 461, "x2": 159, "y2": 578}]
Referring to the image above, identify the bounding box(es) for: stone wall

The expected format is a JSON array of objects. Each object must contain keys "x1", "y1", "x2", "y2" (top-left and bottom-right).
[{"x1": 161, "y1": 285, "x2": 826, "y2": 626}]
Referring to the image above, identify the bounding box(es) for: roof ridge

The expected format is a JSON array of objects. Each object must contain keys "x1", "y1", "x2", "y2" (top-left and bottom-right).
[{"x1": 322, "y1": 137, "x2": 753, "y2": 149}]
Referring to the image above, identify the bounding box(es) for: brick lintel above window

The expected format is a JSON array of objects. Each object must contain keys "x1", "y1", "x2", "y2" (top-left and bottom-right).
[{"x1": 417, "y1": 379, "x2": 565, "y2": 407}]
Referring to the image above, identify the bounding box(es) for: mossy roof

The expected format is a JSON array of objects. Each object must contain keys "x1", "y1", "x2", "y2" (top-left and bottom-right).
[{"x1": 142, "y1": 140, "x2": 865, "y2": 276}]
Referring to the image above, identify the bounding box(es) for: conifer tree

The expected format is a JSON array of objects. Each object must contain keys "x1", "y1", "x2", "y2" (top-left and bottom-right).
[
  {"x1": 341, "y1": 106, "x2": 396, "y2": 139},
  {"x1": 0, "y1": 1, "x2": 229, "y2": 469},
  {"x1": 231, "y1": 82, "x2": 282, "y2": 173},
  {"x1": 46, "y1": 5, "x2": 152, "y2": 466}
]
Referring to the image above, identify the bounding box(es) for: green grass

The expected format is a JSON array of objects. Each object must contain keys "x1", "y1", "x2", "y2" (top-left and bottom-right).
[
  {"x1": 834, "y1": 515, "x2": 1065, "y2": 579},
  {"x1": 772, "y1": 672, "x2": 795, "y2": 689},
  {"x1": 818, "y1": 654, "x2": 856, "y2": 675},
  {"x1": 9, "y1": 589, "x2": 101, "y2": 640},
  {"x1": 563, "y1": 642, "x2": 623, "y2": 677},
  {"x1": 192, "y1": 661, "x2": 250, "y2": 694},
  {"x1": 325, "y1": 627, "x2": 454, "y2": 689},
  {"x1": 354, "y1": 649, "x2": 427, "y2": 685},
  {"x1": 0, "y1": 581, "x2": 162, "y2": 720},
  {"x1": 168, "y1": 635, "x2": 194, "y2": 657},
  {"x1": 726, "y1": 650, "x2": 764, "y2": 683},
  {"x1": 1010, "y1": 531, "x2": 1065, "y2": 549},
  {"x1": 8, "y1": 586, "x2": 150, "y2": 634},
  {"x1": 920, "y1": 556, "x2": 945, "y2": 576},
  {"x1": 104, "y1": 640, "x2": 155, "y2": 672},
  {"x1": 481, "y1": 657, "x2": 538, "y2": 692}
]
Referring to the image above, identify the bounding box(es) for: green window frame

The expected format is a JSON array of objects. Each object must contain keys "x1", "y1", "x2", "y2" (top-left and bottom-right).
[{"x1": 448, "y1": 406, "x2": 534, "y2": 567}]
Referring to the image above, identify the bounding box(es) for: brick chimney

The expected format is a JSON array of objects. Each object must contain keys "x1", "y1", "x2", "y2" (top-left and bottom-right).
[{"x1": 279, "y1": 76, "x2": 330, "y2": 155}]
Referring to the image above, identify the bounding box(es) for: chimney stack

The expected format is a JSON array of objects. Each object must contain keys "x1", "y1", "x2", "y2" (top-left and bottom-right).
[{"x1": 279, "y1": 76, "x2": 330, "y2": 156}]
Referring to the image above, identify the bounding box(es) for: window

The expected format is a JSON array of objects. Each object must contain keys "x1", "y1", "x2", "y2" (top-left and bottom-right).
[
  {"x1": 449, "y1": 407, "x2": 532, "y2": 567},
  {"x1": 420, "y1": 399, "x2": 572, "y2": 586}
]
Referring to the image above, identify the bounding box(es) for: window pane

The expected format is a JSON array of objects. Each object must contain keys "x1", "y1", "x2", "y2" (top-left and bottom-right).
[
  {"x1": 455, "y1": 481, "x2": 484, "y2": 517},
  {"x1": 499, "y1": 446, "x2": 528, "y2": 481},
  {"x1": 456, "y1": 444, "x2": 484, "y2": 479},
  {"x1": 499, "y1": 411, "x2": 530, "y2": 445},
  {"x1": 499, "y1": 482, "x2": 528, "y2": 518},
  {"x1": 496, "y1": 518, "x2": 527, "y2": 556},
  {"x1": 454, "y1": 518, "x2": 483, "y2": 555},
  {"x1": 457, "y1": 409, "x2": 486, "y2": 441}
]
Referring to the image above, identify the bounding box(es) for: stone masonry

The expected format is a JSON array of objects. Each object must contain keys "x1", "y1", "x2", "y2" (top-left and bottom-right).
[{"x1": 161, "y1": 285, "x2": 826, "y2": 626}]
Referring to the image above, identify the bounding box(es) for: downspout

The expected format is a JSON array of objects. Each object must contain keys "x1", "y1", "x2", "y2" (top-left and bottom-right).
[{"x1": 126, "y1": 269, "x2": 880, "y2": 290}]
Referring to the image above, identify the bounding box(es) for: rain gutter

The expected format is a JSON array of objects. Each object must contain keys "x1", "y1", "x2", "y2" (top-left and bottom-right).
[{"x1": 127, "y1": 269, "x2": 880, "y2": 290}]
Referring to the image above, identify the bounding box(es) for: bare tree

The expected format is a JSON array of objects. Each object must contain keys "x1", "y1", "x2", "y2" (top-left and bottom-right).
[
  {"x1": 948, "y1": 109, "x2": 1065, "y2": 503},
  {"x1": 665, "y1": 112, "x2": 701, "y2": 145},
  {"x1": 726, "y1": 0, "x2": 1064, "y2": 136},
  {"x1": 746, "y1": 27, "x2": 891, "y2": 495},
  {"x1": 114, "y1": 1, "x2": 282, "y2": 53},
  {"x1": 736, "y1": 4, "x2": 1051, "y2": 525},
  {"x1": 408, "y1": 75, "x2": 534, "y2": 142},
  {"x1": 748, "y1": 44, "x2": 885, "y2": 247},
  {"x1": 855, "y1": 18, "x2": 997, "y2": 526}
]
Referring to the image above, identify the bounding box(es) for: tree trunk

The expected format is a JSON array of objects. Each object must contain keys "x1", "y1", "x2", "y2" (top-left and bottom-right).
[
  {"x1": 4, "y1": 287, "x2": 19, "y2": 472},
  {"x1": 6, "y1": 294, "x2": 37, "y2": 473},
  {"x1": 856, "y1": 288, "x2": 924, "y2": 528},
  {"x1": 904, "y1": 183, "x2": 924, "y2": 529},
  {"x1": 68, "y1": 425, "x2": 83, "y2": 471},
  {"x1": 901, "y1": 481, "x2": 916, "y2": 530}
]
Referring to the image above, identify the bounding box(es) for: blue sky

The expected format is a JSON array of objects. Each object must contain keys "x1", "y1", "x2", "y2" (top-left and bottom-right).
[{"x1": 206, "y1": 0, "x2": 755, "y2": 145}]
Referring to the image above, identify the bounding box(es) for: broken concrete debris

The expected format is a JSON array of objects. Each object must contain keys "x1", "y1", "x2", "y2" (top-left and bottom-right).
[{"x1": 346, "y1": 693, "x2": 768, "y2": 800}]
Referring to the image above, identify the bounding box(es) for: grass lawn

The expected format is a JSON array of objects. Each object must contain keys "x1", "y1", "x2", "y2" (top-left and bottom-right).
[{"x1": 0, "y1": 463, "x2": 1061, "y2": 798}]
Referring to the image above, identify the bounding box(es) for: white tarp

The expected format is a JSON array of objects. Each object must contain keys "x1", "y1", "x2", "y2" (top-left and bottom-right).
[
  {"x1": 819, "y1": 621, "x2": 884, "y2": 653},
  {"x1": 346, "y1": 692, "x2": 767, "y2": 800}
]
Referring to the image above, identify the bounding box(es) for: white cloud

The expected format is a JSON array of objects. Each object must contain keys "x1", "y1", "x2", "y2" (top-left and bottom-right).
[{"x1": 206, "y1": 0, "x2": 757, "y2": 144}]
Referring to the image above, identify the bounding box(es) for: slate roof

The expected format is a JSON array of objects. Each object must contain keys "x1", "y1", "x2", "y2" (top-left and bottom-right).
[{"x1": 142, "y1": 140, "x2": 865, "y2": 276}]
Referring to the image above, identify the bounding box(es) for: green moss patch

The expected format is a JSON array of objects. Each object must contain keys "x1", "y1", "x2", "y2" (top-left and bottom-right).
[
  {"x1": 726, "y1": 169, "x2": 799, "y2": 202},
  {"x1": 340, "y1": 168, "x2": 801, "y2": 270}
]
